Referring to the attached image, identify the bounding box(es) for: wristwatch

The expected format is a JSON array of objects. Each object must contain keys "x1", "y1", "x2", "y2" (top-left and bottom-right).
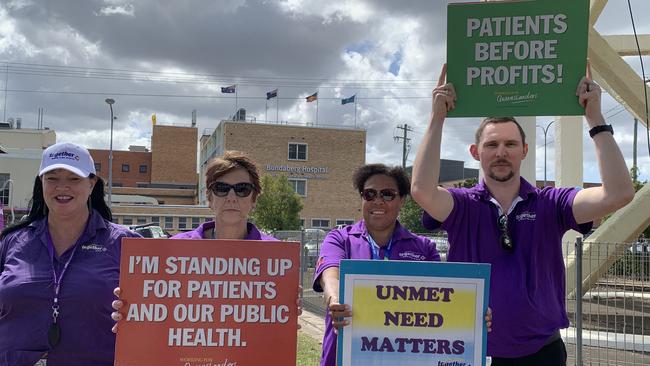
[{"x1": 589, "y1": 124, "x2": 613, "y2": 138}]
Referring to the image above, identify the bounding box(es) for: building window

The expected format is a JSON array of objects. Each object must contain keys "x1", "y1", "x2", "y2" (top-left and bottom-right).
[
  {"x1": 311, "y1": 219, "x2": 330, "y2": 229},
  {"x1": 137, "y1": 217, "x2": 146, "y2": 225},
  {"x1": 178, "y1": 217, "x2": 187, "y2": 230},
  {"x1": 152, "y1": 216, "x2": 160, "y2": 226},
  {"x1": 204, "y1": 217, "x2": 212, "y2": 223},
  {"x1": 288, "y1": 143, "x2": 307, "y2": 161},
  {"x1": 94, "y1": 163, "x2": 101, "y2": 172},
  {"x1": 0, "y1": 173, "x2": 9, "y2": 205},
  {"x1": 121, "y1": 164, "x2": 130, "y2": 172},
  {"x1": 299, "y1": 219, "x2": 305, "y2": 228},
  {"x1": 123, "y1": 216, "x2": 133, "y2": 226},
  {"x1": 164, "y1": 217, "x2": 173, "y2": 229},
  {"x1": 289, "y1": 179, "x2": 307, "y2": 197},
  {"x1": 336, "y1": 219, "x2": 354, "y2": 227},
  {"x1": 192, "y1": 217, "x2": 200, "y2": 227},
  {"x1": 139, "y1": 165, "x2": 148, "y2": 173}
]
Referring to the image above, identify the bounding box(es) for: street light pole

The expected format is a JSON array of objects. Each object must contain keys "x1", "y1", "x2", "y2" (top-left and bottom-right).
[
  {"x1": 105, "y1": 98, "x2": 115, "y2": 208},
  {"x1": 537, "y1": 120, "x2": 555, "y2": 187}
]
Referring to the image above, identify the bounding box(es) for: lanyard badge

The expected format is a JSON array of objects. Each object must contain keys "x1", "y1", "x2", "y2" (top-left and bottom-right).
[
  {"x1": 368, "y1": 234, "x2": 393, "y2": 260},
  {"x1": 45, "y1": 230, "x2": 81, "y2": 348}
]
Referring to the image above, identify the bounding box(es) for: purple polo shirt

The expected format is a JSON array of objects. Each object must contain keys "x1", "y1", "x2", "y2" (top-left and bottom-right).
[
  {"x1": 312, "y1": 220, "x2": 440, "y2": 366},
  {"x1": 0, "y1": 210, "x2": 139, "y2": 366},
  {"x1": 171, "y1": 221, "x2": 277, "y2": 241},
  {"x1": 422, "y1": 178, "x2": 591, "y2": 358}
]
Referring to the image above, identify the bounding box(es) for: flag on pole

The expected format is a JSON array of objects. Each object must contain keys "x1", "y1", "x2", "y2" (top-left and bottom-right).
[
  {"x1": 341, "y1": 95, "x2": 355, "y2": 105},
  {"x1": 151, "y1": 114, "x2": 157, "y2": 125},
  {"x1": 266, "y1": 89, "x2": 278, "y2": 100},
  {"x1": 221, "y1": 85, "x2": 236, "y2": 93},
  {"x1": 306, "y1": 92, "x2": 318, "y2": 103}
]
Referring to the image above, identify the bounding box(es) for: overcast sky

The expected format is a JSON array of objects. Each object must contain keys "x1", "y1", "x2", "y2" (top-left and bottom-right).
[{"x1": 1, "y1": 0, "x2": 649, "y2": 183}]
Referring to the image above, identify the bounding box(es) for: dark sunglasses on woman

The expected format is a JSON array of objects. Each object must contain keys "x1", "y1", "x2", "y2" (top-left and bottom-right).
[
  {"x1": 361, "y1": 188, "x2": 399, "y2": 202},
  {"x1": 210, "y1": 182, "x2": 254, "y2": 197}
]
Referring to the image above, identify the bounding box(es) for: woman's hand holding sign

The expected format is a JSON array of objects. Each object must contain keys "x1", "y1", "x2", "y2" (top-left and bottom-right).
[{"x1": 327, "y1": 295, "x2": 352, "y2": 334}]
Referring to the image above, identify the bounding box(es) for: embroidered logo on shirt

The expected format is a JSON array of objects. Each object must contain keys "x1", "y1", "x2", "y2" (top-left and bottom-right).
[
  {"x1": 398, "y1": 251, "x2": 426, "y2": 260},
  {"x1": 516, "y1": 212, "x2": 536, "y2": 221},
  {"x1": 81, "y1": 243, "x2": 107, "y2": 252}
]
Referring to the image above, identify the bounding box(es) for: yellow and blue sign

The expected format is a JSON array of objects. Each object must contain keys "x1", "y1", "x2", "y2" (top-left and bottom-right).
[{"x1": 338, "y1": 260, "x2": 490, "y2": 366}]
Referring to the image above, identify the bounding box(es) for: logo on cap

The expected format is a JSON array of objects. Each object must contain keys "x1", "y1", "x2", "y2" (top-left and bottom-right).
[{"x1": 49, "y1": 151, "x2": 81, "y2": 161}]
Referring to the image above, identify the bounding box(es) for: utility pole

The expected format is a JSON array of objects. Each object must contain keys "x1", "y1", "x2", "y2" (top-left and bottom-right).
[{"x1": 394, "y1": 124, "x2": 413, "y2": 168}]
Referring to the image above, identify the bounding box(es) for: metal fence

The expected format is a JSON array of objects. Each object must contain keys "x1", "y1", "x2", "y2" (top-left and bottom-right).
[
  {"x1": 277, "y1": 229, "x2": 650, "y2": 365},
  {"x1": 564, "y1": 238, "x2": 650, "y2": 365}
]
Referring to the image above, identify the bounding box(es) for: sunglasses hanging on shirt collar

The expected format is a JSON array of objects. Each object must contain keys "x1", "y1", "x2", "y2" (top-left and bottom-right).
[{"x1": 498, "y1": 214, "x2": 514, "y2": 251}]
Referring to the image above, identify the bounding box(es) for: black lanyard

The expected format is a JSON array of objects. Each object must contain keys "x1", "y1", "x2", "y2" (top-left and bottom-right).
[{"x1": 45, "y1": 228, "x2": 81, "y2": 348}]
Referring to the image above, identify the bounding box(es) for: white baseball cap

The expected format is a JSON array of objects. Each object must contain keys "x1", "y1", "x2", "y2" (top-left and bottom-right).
[{"x1": 39, "y1": 142, "x2": 96, "y2": 178}]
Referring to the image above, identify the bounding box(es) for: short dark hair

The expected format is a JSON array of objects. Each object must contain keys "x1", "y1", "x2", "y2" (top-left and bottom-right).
[
  {"x1": 205, "y1": 150, "x2": 261, "y2": 199},
  {"x1": 352, "y1": 164, "x2": 410, "y2": 197},
  {"x1": 475, "y1": 117, "x2": 526, "y2": 145}
]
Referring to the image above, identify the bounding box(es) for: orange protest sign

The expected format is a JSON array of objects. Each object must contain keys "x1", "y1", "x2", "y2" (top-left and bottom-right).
[{"x1": 115, "y1": 238, "x2": 300, "y2": 366}]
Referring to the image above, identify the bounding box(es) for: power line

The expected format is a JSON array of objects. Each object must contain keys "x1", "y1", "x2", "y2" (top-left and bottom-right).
[{"x1": 5, "y1": 88, "x2": 431, "y2": 100}]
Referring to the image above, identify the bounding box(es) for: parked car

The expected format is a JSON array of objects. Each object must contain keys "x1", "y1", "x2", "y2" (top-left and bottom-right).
[
  {"x1": 303, "y1": 228, "x2": 327, "y2": 267},
  {"x1": 129, "y1": 223, "x2": 168, "y2": 238}
]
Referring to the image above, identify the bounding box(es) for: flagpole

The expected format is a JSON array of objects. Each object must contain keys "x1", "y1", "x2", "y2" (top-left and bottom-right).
[
  {"x1": 265, "y1": 99, "x2": 268, "y2": 122},
  {"x1": 316, "y1": 90, "x2": 319, "y2": 126},
  {"x1": 235, "y1": 84, "x2": 238, "y2": 114},
  {"x1": 276, "y1": 88, "x2": 279, "y2": 123}
]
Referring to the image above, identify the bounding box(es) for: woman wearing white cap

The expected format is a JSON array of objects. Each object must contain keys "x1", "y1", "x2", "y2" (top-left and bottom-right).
[{"x1": 0, "y1": 142, "x2": 139, "y2": 366}]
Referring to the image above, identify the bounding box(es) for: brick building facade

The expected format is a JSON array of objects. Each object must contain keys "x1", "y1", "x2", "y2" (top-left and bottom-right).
[{"x1": 200, "y1": 120, "x2": 366, "y2": 229}]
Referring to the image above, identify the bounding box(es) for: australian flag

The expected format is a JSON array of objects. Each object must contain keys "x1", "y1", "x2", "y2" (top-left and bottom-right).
[
  {"x1": 341, "y1": 95, "x2": 355, "y2": 105},
  {"x1": 221, "y1": 85, "x2": 236, "y2": 93},
  {"x1": 266, "y1": 89, "x2": 278, "y2": 100}
]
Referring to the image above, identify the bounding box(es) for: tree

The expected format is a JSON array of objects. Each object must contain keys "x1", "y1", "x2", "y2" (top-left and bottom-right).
[
  {"x1": 398, "y1": 197, "x2": 428, "y2": 234},
  {"x1": 250, "y1": 175, "x2": 303, "y2": 232},
  {"x1": 455, "y1": 177, "x2": 478, "y2": 188}
]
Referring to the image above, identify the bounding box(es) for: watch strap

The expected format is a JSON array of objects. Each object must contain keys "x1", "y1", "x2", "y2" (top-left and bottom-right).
[{"x1": 589, "y1": 124, "x2": 613, "y2": 138}]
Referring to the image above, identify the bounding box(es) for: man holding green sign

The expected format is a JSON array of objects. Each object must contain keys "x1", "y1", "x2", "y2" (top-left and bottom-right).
[{"x1": 411, "y1": 1, "x2": 635, "y2": 364}]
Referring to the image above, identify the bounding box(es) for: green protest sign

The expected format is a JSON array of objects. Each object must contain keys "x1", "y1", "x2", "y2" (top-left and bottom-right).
[{"x1": 446, "y1": 0, "x2": 589, "y2": 117}]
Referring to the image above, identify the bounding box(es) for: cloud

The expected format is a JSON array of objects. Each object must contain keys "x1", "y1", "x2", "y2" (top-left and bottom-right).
[{"x1": 0, "y1": 0, "x2": 649, "y2": 185}]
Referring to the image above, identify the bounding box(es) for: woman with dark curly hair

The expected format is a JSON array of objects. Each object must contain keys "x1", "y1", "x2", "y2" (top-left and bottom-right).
[{"x1": 312, "y1": 163, "x2": 443, "y2": 366}]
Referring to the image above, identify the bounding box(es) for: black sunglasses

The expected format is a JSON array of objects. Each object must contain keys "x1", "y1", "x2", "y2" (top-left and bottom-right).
[
  {"x1": 497, "y1": 214, "x2": 513, "y2": 251},
  {"x1": 361, "y1": 188, "x2": 399, "y2": 202},
  {"x1": 210, "y1": 182, "x2": 254, "y2": 197}
]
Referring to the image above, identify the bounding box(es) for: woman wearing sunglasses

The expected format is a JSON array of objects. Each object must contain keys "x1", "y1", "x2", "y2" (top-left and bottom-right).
[
  {"x1": 171, "y1": 150, "x2": 275, "y2": 241},
  {"x1": 312, "y1": 164, "x2": 489, "y2": 366},
  {"x1": 111, "y1": 151, "x2": 300, "y2": 333}
]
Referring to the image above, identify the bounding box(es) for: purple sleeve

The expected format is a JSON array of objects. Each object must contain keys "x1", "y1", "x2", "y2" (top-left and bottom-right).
[
  {"x1": 421, "y1": 188, "x2": 466, "y2": 232},
  {"x1": 548, "y1": 187, "x2": 593, "y2": 234},
  {"x1": 426, "y1": 237, "x2": 441, "y2": 262},
  {"x1": 312, "y1": 229, "x2": 348, "y2": 293}
]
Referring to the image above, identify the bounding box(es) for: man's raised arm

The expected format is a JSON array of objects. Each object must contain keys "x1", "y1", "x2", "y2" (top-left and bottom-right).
[
  {"x1": 411, "y1": 64, "x2": 456, "y2": 223},
  {"x1": 572, "y1": 65, "x2": 635, "y2": 224}
]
